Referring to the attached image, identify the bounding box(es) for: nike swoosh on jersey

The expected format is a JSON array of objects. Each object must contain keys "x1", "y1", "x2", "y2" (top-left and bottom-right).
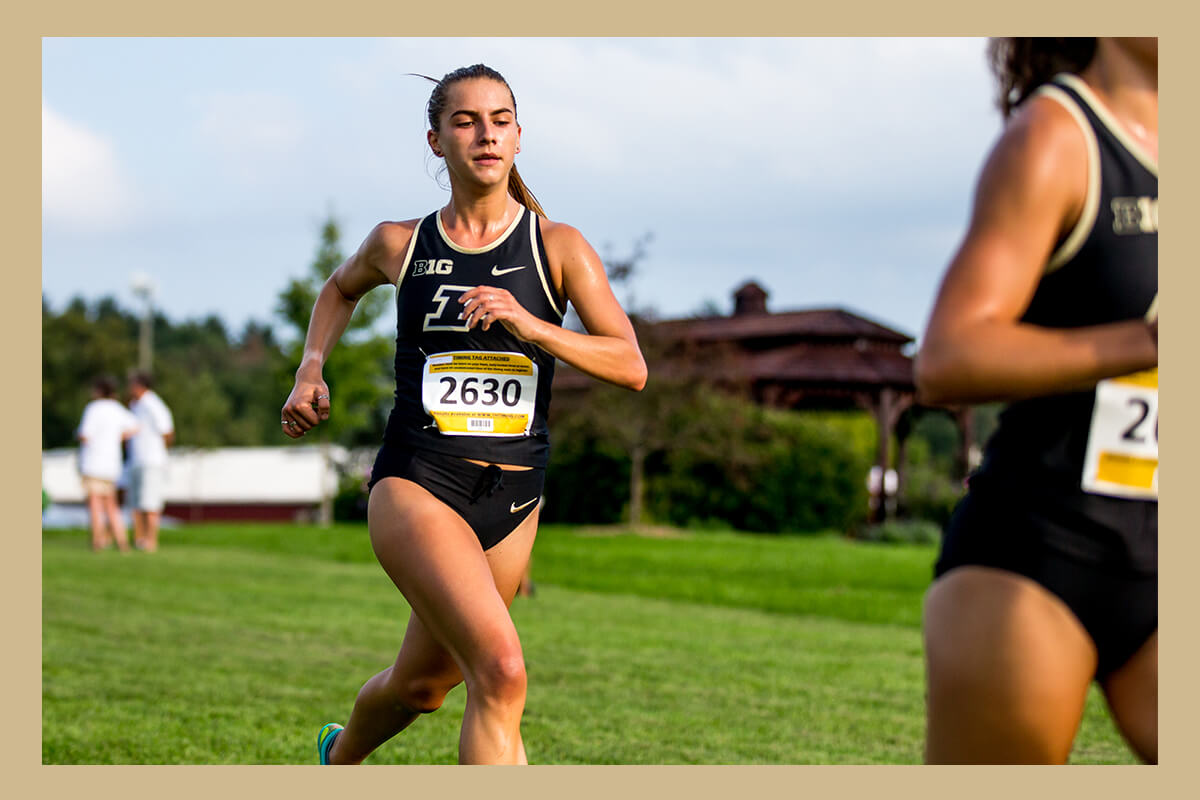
[
  {"x1": 510, "y1": 497, "x2": 538, "y2": 513},
  {"x1": 491, "y1": 265, "x2": 527, "y2": 276}
]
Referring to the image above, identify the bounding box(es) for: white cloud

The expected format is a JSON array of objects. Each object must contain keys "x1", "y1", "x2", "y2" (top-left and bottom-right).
[
  {"x1": 312, "y1": 37, "x2": 999, "y2": 325},
  {"x1": 42, "y1": 103, "x2": 137, "y2": 231},
  {"x1": 42, "y1": 38, "x2": 1005, "y2": 332},
  {"x1": 358, "y1": 39, "x2": 995, "y2": 195},
  {"x1": 315, "y1": 38, "x2": 994, "y2": 219}
]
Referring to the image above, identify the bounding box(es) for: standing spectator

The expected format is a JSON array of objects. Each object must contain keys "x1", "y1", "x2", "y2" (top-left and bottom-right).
[
  {"x1": 126, "y1": 371, "x2": 175, "y2": 552},
  {"x1": 77, "y1": 375, "x2": 138, "y2": 552}
]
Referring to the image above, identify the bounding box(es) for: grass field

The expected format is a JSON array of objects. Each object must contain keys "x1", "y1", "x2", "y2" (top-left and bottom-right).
[{"x1": 41, "y1": 523, "x2": 1137, "y2": 764}]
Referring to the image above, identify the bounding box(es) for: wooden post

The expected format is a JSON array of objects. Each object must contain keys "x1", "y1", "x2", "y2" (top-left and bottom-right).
[
  {"x1": 895, "y1": 409, "x2": 912, "y2": 515},
  {"x1": 860, "y1": 388, "x2": 914, "y2": 523}
]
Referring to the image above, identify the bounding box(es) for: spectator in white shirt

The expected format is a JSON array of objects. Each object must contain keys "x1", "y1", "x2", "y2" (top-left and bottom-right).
[
  {"x1": 77, "y1": 375, "x2": 139, "y2": 552},
  {"x1": 126, "y1": 371, "x2": 175, "y2": 553}
]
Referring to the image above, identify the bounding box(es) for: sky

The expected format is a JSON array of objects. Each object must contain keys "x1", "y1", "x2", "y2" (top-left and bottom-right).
[{"x1": 41, "y1": 37, "x2": 1001, "y2": 344}]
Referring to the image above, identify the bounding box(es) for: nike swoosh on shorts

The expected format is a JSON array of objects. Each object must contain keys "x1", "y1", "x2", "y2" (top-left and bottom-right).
[{"x1": 510, "y1": 498, "x2": 538, "y2": 513}]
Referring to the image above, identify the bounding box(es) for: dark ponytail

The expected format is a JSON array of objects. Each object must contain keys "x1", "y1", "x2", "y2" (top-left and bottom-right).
[
  {"x1": 987, "y1": 38, "x2": 1097, "y2": 119},
  {"x1": 505, "y1": 164, "x2": 544, "y2": 218},
  {"x1": 416, "y1": 64, "x2": 546, "y2": 217}
]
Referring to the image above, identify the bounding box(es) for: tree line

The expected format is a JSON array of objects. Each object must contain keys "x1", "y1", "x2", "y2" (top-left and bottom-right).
[{"x1": 42, "y1": 216, "x2": 394, "y2": 453}]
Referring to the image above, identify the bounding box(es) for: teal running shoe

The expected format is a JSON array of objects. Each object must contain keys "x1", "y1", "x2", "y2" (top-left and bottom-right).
[{"x1": 317, "y1": 722, "x2": 344, "y2": 765}]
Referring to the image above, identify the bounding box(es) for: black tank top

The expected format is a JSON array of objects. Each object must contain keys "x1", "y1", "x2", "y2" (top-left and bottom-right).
[
  {"x1": 383, "y1": 206, "x2": 565, "y2": 467},
  {"x1": 971, "y1": 74, "x2": 1158, "y2": 572}
]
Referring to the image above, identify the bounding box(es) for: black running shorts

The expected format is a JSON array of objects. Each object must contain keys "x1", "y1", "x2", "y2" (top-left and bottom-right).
[
  {"x1": 368, "y1": 443, "x2": 544, "y2": 551},
  {"x1": 935, "y1": 476, "x2": 1156, "y2": 680}
]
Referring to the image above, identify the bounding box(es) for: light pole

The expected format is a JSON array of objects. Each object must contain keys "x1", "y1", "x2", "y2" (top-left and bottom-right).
[{"x1": 130, "y1": 273, "x2": 156, "y2": 373}]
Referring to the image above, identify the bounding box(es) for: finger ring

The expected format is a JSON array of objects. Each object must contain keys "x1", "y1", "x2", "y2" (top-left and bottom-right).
[
  {"x1": 282, "y1": 419, "x2": 294, "y2": 426},
  {"x1": 316, "y1": 394, "x2": 329, "y2": 400}
]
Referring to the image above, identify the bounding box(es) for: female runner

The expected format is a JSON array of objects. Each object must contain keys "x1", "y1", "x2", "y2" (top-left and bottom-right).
[
  {"x1": 281, "y1": 64, "x2": 646, "y2": 765},
  {"x1": 917, "y1": 38, "x2": 1157, "y2": 763}
]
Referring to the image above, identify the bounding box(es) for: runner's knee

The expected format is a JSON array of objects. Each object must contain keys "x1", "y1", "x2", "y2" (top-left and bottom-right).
[
  {"x1": 467, "y1": 647, "x2": 527, "y2": 707},
  {"x1": 392, "y1": 672, "x2": 459, "y2": 714}
]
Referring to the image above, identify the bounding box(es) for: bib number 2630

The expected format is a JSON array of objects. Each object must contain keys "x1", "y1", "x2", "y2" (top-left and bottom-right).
[
  {"x1": 437, "y1": 375, "x2": 523, "y2": 408},
  {"x1": 421, "y1": 351, "x2": 538, "y2": 437}
]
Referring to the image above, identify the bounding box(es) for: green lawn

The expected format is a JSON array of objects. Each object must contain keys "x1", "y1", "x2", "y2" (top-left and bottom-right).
[{"x1": 41, "y1": 524, "x2": 1136, "y2": 764}]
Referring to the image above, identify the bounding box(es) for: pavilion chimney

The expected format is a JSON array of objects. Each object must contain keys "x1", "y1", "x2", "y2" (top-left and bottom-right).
[{"x1": 733, "y1": 281, "x2": 769, "y2": 316}]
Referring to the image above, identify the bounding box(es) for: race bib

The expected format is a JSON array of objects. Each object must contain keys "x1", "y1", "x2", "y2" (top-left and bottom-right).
[
  {"x1": 1081, "y1": 368, "x2": 1157, "y2": 500},
  {"x1": 421, "y1": 351, "x2": 538, "y2": 437}
]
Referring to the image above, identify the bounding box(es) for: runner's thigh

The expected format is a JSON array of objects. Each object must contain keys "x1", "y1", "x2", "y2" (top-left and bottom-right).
[
  {"x1": 368, "y1": 477, "x2": 525, "y2": 674},
  {"x1": 924, "y1": 565, "x2": 1098, "y2": 763},
  {"x1": 1101, "y1": 630, "x2": 1157, "y2": 763}
]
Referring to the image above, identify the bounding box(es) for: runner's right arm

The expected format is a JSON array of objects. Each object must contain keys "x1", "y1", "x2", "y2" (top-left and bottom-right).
[{"x1": 282, "y1": 221, "x2": 415, "y2": 436}]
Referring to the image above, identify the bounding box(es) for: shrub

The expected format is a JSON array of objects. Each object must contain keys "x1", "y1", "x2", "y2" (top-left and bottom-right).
[
  {"x1": 548, "y1": 392, "x2": 874, "y2": 534},
  {"x1": 858, "y1": 518, "x2": 942, "y2": 546},
  {"x1": 542, "y1": 434, "x2": 631, "y2": 525},
  {"x1": 652, "y1": 402, "x2": 872, "y2": 534},
  {"x1": 898, "y1": 461, "x2": 966, "y2": 527},
  {"x1": 332, "y1": 472, "x2": 370, "y2": 522}
]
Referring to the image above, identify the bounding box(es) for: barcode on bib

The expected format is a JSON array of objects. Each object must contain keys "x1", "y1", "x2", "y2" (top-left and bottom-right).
[{"x1": 468, "y1": 418, "x2": 494, "y2": 432}]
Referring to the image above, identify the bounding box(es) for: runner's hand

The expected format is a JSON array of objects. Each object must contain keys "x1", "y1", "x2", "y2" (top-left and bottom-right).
[
  {"x1": 459, "y1": 286, "x2": 546, "y2": 342},
  {"x1": 281, "y1": 373, "x2": 331, "y2": 438}
]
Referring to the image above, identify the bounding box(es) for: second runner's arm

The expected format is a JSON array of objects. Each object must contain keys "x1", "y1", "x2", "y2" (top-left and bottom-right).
[{"x1": 915, "y1": 96, "x2": 1157, "y2": 407}]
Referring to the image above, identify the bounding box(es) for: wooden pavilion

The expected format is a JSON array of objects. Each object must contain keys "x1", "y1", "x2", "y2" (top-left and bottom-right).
[{"x1": 553, "y1": 281, "x2": 971, "y2": 521}]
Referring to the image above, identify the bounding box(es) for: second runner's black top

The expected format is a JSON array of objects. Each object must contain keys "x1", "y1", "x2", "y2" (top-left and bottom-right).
[{"x1": 970, "y1": 73, "x2": 1158, "y2": 574}]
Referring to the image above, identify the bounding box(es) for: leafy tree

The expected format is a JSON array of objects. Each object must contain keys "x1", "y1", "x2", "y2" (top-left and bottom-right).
[
  {"x1": 582, "y1": 321, "x2": 751, "y2": 525},
  {"x1": 224, "y1": 321, "x2": 295, "y2": 445},
  {"x1": 42, "y1": 295, "x2": 137, "y2": 448},
  {"x1": 549, "y1": 233, "x2": 747, "y2": 526},
  {"x1": 43, "y1": 213, "x2": 396, "y2": 455},
  {"x1": 154, "y1": 366, "x2": 235, "y2": 448},
  {"x1": 42, "y1": 295, "x2": 293, "y2": 450},
  {"x1": 909, "y1": 411, "x2": 960, "y2": 471}
]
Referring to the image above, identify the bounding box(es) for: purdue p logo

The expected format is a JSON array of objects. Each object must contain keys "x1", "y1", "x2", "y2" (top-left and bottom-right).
[{"x1": 412, "y1": 259, "x2": 454, "y2": 277}]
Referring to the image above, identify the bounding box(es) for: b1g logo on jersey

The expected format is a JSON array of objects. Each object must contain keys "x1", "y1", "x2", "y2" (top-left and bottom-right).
[
  {"x1": 411, "y1": 258, "x2": 454, "y2": 277},
  {"x1": 1111, "y1": 197, "x2": 1158, "y2": 235}
]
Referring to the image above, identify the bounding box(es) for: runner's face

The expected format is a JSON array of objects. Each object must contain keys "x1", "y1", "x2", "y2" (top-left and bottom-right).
[{"x1": 429, "y1": 78, "x2": 521, "y2": 188}]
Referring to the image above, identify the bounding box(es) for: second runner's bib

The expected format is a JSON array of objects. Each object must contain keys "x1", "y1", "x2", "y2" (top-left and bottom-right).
[{"x1": 1080, "y1": 368, "x2": 1158, "y2": 500}]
